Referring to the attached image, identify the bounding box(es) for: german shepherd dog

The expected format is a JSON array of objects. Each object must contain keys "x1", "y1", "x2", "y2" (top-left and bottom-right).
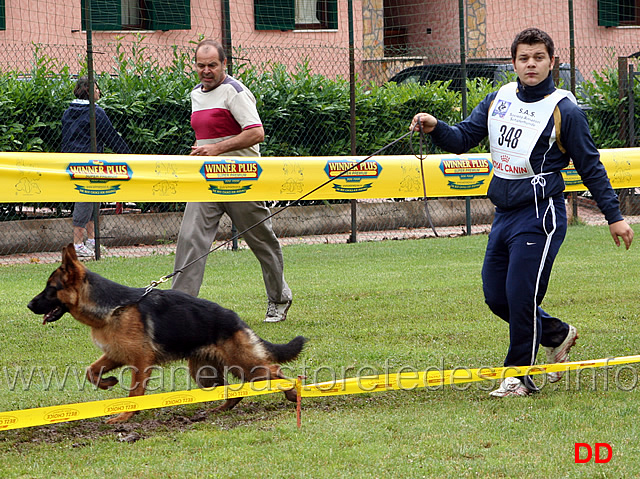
[{"x1": 28, "y1": 244, "x2": 306, "y2": 423}]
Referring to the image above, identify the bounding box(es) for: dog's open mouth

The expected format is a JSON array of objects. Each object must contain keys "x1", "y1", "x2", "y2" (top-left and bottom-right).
[{"x1": 42, "y1": 306, "x2": 67, "y2": 324}]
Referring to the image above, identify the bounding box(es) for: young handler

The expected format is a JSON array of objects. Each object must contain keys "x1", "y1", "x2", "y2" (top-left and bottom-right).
[{"x1": 411, "y1": 28, "x2": 633, "y2": 396}]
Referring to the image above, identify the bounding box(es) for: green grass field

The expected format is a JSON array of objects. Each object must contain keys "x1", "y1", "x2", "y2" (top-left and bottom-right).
[{"x1": 1, "y1": 224, "x2": 639, "y2": 478}]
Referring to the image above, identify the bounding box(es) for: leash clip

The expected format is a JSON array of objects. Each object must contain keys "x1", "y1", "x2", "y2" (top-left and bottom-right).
[{"x1": 143, "y1": 274, "x2": 171, "y2": 297}]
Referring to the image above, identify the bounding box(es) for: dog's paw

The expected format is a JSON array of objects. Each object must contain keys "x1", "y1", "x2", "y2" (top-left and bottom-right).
[
  {"x1": 106, "y1": 411, "x2": 136, "y2": 424},
  {"x1": 99, "y1": 376, "x2": 119, "y2": 390},
  {"x1": 284, "y1": 388, "x2": 297, "y2": 403},
  {"x1": 212, "y1": 397, "x2": 243, "y2": 412}
]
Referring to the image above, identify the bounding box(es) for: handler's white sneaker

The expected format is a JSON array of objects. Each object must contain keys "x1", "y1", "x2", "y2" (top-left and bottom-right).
[
  {"x1": 489, "y1": 377, "x2": 532, "y2": 397},
  {"x1": 74, "y1": 243, "x2": 94, "y2": 258},
  {"x1": 264, "y1": 301, "x2": 291, "y2": 323},
  {"x1": 545, "y1": 325, "x2": 578, "y2": 383},
  {"x1": 86, "y1": 239, "x2": 108, "y2": 255}
]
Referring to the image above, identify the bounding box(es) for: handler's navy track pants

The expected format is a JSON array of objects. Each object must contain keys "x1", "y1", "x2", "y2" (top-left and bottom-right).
[{"x1": 482, "y1": 195, "x2": 571, "y2": 379}]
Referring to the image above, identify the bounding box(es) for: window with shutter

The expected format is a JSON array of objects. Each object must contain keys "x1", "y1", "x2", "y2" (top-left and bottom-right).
[
  {"x1": 0, "y1": 0, "x2": 5, "y2": 31},
  {"x1": 254, "y1": 0, "x2": 337, "y2": 30},
  {"x1": 599, "y1": 0, "x2": 640, "y2": 26},
  {"x1": 149, "y1": 0, "x2": 191, "y2": 31},
  {"x1": 255, "y1": 0, "x2": 295, "y2": 30},
  {"x1": 81, "y1": 0, "x2": 190, "y2": 31},
  {"x1": 81, "y1": 0, "x2": 122, "y2": 31}
]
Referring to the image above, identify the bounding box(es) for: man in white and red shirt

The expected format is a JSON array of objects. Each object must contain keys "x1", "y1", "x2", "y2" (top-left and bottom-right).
[{"x1": 172, "y1": 39, "x2": 292, "y2": 323}]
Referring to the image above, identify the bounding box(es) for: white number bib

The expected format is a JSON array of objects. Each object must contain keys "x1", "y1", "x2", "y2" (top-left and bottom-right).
[{"x1": 488, "y1": 82, "x2": 575, "y2": 179}]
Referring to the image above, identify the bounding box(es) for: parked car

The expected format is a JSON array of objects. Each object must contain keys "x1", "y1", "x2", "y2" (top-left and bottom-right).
[{"x1": 388, "y1": 62, "x2": 584, "y2": 92}]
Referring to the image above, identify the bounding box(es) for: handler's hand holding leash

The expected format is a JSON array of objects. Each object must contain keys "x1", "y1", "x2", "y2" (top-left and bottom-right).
[{"x1": 410, "y1": 113, "x2": 438, "y2": 134}]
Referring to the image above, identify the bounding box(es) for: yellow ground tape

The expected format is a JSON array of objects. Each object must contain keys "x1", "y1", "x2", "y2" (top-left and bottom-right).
[
  {"x1": 1, "y1": 355, "x2": 639, "y2": 431},
  {"x1": 300, "y1": 355, "x2": 640, "y2": 397},
  {"x1": 0, "y1": 379, "x2": 294, "y2": 432}
]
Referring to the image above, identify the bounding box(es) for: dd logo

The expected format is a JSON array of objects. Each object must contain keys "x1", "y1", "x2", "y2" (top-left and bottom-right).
[{"x1": 574, "y1": 443, "x2": 612, "y2": 464}]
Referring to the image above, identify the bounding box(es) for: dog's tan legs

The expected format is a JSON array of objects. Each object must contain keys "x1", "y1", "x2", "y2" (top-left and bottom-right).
[
  {"x1": 247, "y1": 364, "x2": 297, "y2": 402},
  {"x1": 270, "y1": 364, "x2": 298, "y2": 403},
  {"x1": 86, "y1": 354, "x2": 123, "y2": 390},
  {"x1": 105, "y1": 359, "x2": 154, "y2": 424},
  {"x1": 250, "y1": 364, "x2": 297, "y2": 403},
  {"x1": 188, "y1": 357, "x2": 225, "y2": 389},
  {"x1": 187, "y1": 357, "x2": 245, "y2": 413},
  {"x1": 211, "y1": 397, "x2": 243, "y2": 412},
  {"x1": 233, "y1": 363, "x2": 298, "y2": 406}
]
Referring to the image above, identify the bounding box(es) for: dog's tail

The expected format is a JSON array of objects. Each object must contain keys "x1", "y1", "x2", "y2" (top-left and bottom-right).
[{"x1": 262, "y1": 336, "x2": 307, "y2": 363}]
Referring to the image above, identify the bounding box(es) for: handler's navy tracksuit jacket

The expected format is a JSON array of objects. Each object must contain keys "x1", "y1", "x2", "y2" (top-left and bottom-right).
[
  {"x1": 61, "y1": 100, "x2": 130, "y2": 154},
  {"x1": 429, "y1": 75, "x2": 623, "y2": 385}
]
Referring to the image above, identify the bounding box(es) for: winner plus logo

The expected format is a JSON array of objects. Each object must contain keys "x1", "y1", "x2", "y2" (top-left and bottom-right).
[
  {"x1": 67, "y1": 159, "x2": 133, "y2": 196},
  {"x1": 200, "y1": 159, "x2": 262, "y2": 196},
  {"x1": 439, "y1": 157, "x2": 492, "y2": 191},
  {"x1": 324, "y1": 159, "x2": 382, "y2": 194}
]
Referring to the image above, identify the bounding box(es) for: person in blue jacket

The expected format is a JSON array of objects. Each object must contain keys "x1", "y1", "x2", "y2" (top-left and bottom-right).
[
  {"x1": 61, "y1": 76, "x2": 131, "y2": 257},
  {"x1": 410, "y1": 28, "x2": 634, "y2": 397}
]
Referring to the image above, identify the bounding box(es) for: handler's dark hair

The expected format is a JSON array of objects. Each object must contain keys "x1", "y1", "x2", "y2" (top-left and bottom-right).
[
  {"x1": 194, "y1": 39, "x2": 226, "y2": 63},
  {"x1": 73, "y1": 76, "x2": 99, "y2": 100},
  {"x1": 511, "y1": 28, "x2": 554, "y2": 60}
]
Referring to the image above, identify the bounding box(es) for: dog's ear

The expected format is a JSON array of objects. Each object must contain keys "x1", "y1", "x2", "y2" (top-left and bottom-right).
[
  {"x1": 62, "y1": 243, "x2": 78, "y2": 265},
  {"x1": 60, "y1": 243, "x2": 85, "y2": 283},
  {"x1": 61, "y1": 243, "x2": 84, "y2": 272}
]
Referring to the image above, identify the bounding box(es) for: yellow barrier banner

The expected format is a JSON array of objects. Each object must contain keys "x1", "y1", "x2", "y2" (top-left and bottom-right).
[
  {"x1": 2, "y1": 149, "x2": 640, "y2": 202},
  {"x1": 2, "y1": 355, "x2": 638, "y2": 431}
]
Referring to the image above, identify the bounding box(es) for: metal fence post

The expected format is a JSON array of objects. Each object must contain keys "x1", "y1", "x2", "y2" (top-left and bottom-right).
[
  {"x1": 222, "y1": 1, "x2": 239, "y2": 251},
  {"x1": 629, "y1": 63, "x2": 636, "y2": 148},
  {"x1": 568, "y1": 0, "x2": 576, "y2": 94},
  {"x1": 458, "y1": 0, "x2": 473, "y2": 235},
  {"x1": 84, "y1": 1, "x2": 101, "y2": 260},
  {"x1": 619, "y1": 57, "x2": 629, "y2": 147},
  {"x1": 348, "y1": 0, "x2": 358, "y2": 243}
]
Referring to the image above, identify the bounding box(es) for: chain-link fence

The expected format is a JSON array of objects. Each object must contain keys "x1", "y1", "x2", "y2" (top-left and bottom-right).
[{"x1": 1, "y1": 0, "x2": 640, "y2": 263}]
